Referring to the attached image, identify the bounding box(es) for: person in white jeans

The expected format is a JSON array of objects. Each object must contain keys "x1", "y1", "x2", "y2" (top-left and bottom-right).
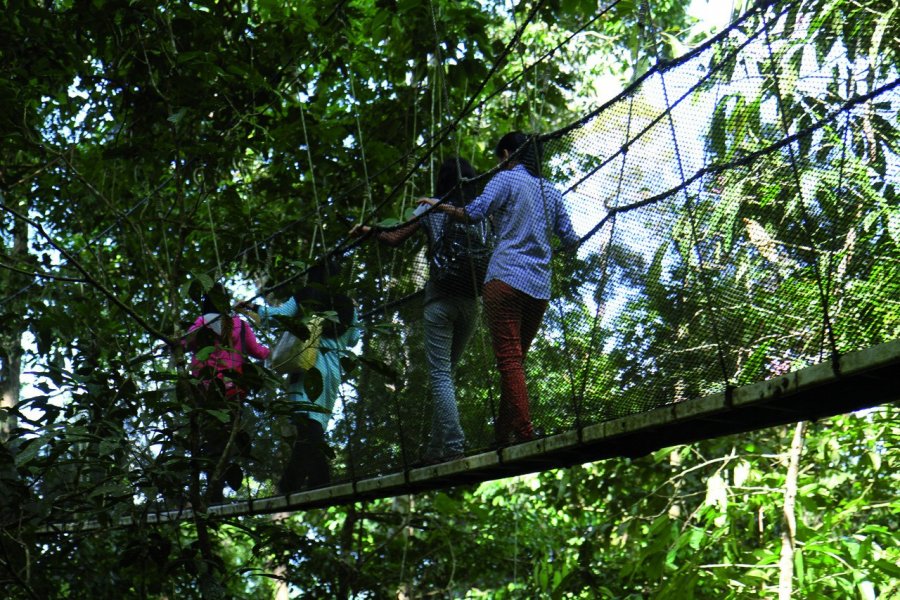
[{"x1": 351, "y1": 157, "x2": 484, "y2": 463}]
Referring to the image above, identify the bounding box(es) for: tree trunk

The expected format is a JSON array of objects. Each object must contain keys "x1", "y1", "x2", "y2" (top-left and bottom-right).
[
  {"x1": 272, "y1": 564, "x2": 290, "y2": 600},
  {"x1": 338, "y1": 504, "x2": 359, "y2": 599},
  {"x1": 0, "y1": 345, "x2": 22, "y2": 444},
  {"x1": 270, "y1": 512, "x2": 291, "y2": 600},
  {"x1": 778, "y1": 421, "x2": 806, "y2": 599},
  {"x1": 668, "y1": 448, "x2": 683, "y2": 519},
  {"x1": 1, "y1": 192, "x2": 29, "y2": 443}
]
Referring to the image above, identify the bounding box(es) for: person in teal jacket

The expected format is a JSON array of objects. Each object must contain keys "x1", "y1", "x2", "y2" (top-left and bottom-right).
[{"x1": 253, "y1": 259, "x2": 360, "y2": 492}]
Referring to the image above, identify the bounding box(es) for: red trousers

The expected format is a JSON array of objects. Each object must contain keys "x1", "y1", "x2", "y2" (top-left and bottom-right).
[{"x1": 482, "y1": 279, "x2": 548, "y2": 443}]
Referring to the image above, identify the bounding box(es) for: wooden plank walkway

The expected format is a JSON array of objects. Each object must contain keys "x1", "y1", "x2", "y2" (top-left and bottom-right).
[{"x1": 52, "y1": 339, "x2": 900, "y2": 530}]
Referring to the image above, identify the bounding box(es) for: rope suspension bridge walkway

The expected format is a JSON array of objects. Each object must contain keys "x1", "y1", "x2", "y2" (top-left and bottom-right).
[
  {"x1": 130, "y1": 340, "x2": 900, "y2": 526},
  {"x1": 6, "y1": 0, "x2": 898, "y2": 532}
]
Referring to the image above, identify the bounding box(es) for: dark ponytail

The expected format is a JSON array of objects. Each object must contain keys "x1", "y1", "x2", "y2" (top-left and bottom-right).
[
  {"x1": 198, "y1": 283, "x2": 234, "y2": 347},
  {"x1": 435, "y1": 157, "x2": 478, "y2": 207},
  {"x1": 495, "y1": 131, "x2": 542, "y2": 177}
]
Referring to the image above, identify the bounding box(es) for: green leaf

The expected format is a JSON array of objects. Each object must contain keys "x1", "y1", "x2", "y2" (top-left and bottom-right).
[
  {"x1": 358, "y1": 355, "x2": 399, "y2": 381},
  {"x1": 204, "y1": 409, "x2": 231, "y2": 424},
  {"x1": 432, "y1": 492, "x2": 457, "y2": 514},
  {"x1": 167, "y1": 108, "x2": 187, "y2": 124},
  {"x1": 688, "y1": 527, "x2": 704, "y2": 550},
  {"x1": 867, "y1": 450, "x2": 881, "y2": 471},
  {"x1": 14, "y1": 438, "x2": 45, "y2": 468},
  {"x1": 376, "y1": 217, "x2": 402, "y2": 228},
  {"x1": 738, "y1": 340, "x2": 773, "y2": 384},
  {"x1": 188, "y1": 273, "x2": 214, "y2": 304},
  {"x1": 304, "y1": 366, "x2": 323, "y2": 401},
  {"x1": 873, "y1": 559, "x2": 900, "y2": 578},
  {"x1": 193, "y1": 345, "x2": 216, "y2": 363},
  {"x1": 887, "y1": 210, "x2": 900, "y2": 245}
]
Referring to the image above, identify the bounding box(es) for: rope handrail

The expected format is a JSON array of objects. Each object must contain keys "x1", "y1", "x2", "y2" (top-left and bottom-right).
[{"x1": 7, "y1": 0, "x2": 900, "y2": 532}]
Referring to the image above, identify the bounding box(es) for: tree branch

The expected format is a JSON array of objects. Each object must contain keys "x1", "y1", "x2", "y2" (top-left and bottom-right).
[
  {"x1": 778, "y1": 421, "x2": 806, "y2": 599},
  {"x1": 0, "y1": 198, "x2": 173, "y2": 345}
]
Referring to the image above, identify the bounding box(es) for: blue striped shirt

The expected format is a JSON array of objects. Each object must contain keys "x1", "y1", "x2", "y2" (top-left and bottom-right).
[{"x1": 464, "y1": 164, "x2": 578, "y2": 300}]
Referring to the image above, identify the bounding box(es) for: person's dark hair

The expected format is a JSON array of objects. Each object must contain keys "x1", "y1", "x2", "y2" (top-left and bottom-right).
[
  {"x1": 293, "y1": 258, "x2": 354, "y2": 339},
  {"x1": 304, "y1": 258, "x2": 339, "y2": 287},
  {"x1": 495, "y1": 131, "x2": 542, "y2": 177},
  {"x1": 435, "y1": 157, "x2": 478, "y2": 207},
  {"x1": 198, "y1": 283, "x2": 234, "y2": 345},
  {"x1": 201, "y1": 283, "x2": 231, "y2": 314}
]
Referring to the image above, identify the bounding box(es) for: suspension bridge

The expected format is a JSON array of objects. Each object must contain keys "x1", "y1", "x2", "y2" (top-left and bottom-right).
[{"x1": 8, "y1": 0, "x2": 899, "y2": 532}]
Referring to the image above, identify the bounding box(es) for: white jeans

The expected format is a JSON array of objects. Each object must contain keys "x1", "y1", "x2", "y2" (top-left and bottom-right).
[{"x1": 422, "y1": 295, "x2": 479, "y2": 459}]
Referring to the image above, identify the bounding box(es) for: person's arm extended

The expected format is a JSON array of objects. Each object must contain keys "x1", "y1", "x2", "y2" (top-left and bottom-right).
[
  {"x1": 418, "y1": 170, "x2": 506, "y2": 223},
  {"x1": 415, "y1": 198, "x2": 469, "y2": 222},
  {"x1": 555, "y1": 202, "x2": 581, "y2": 253},
  {"x1": 249, "y1": 296, "x2": 298, "y2": 328},
  {"x1": 238, "y1": 318, "x2": 270, "y2": 360},
  {"x1": 350, "y1": 221, "x2": 420, "y2": 246}
]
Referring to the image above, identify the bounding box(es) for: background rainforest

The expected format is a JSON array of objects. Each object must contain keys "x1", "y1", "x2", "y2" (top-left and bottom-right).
[{"x1": 1, "y1": 0, "x2": 898, "y2": 597}]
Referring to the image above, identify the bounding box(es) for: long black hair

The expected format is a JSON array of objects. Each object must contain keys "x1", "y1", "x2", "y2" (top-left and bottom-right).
[
  {"x1": 201, "y1": 282, "x2": 230, "y2": 314},
  {"x1": 196, "y1": 282, "x2": 234, "y2": 347},
  {"x1": 495, "y1": 131, "x2": 542, "y2": 177},
  {"x1": 292, "y1": 258, "x2": 354, "y2": 339},
  {"x1": 435, "y1": 156, "x2": 478, "y2": 207}
]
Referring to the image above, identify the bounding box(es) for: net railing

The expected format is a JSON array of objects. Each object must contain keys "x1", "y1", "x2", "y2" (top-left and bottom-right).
[
  {"x1": 322, "y1": 0, "x2": 900, "y2": 484},
  {"x1": 8, "y1": 0, "x2": 899, "y2": 522}
]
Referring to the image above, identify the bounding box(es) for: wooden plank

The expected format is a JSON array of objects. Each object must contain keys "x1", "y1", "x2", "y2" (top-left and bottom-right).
[{"x1": 40, "y1": 339, "x2": 900, "y2": 530}]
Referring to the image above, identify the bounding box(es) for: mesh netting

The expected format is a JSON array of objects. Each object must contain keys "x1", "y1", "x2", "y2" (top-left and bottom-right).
[
  {"x1": 268, "y1": 0, "x2": 900, "y2": 485},
  {"x1": 9, "y1": 0, "x2": 898, "y2": 517}
]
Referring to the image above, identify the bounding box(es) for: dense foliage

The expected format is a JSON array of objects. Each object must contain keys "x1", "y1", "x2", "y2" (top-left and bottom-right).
[{"x1": 1, "y1": 0, "x2": 897, "y2": 597}]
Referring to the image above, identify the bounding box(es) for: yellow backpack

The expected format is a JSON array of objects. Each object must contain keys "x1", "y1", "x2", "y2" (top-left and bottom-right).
[{"x1": 270, "y1": 315, "x2": 323, "y2": 374}]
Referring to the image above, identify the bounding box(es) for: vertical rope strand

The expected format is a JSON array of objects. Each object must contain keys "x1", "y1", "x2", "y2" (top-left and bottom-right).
[
  {"x1": 349, "y1": 72, "x2": 374, "y2": 222},
  {"x1": 299, "y1": 103, "x2": 324, "y2": 259},
  {"x1": 821, "y1": 110, "x2": 852, "y2": 355},
  {"x1": 428, "y1": 0, "x2": 500, "y2": 443},
  {"x1": 644, "y1": 0, "x2": 734, "y2": 390},
  {"x1": 761, "y1": 7, "x2": 840, "y2": 367},
  {"x1": 204, "y1": 193, "x2": 223, "y2": 279}
]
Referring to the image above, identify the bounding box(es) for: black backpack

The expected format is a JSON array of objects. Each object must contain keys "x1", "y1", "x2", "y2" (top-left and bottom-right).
[{"x1": 429, "y1": 218, "x2": 491, "y2": 297}]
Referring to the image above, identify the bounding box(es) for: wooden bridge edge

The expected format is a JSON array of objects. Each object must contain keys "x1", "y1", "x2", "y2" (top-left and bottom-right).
[{"x1": 47, "y1": 339, "x2": 900, "y2": 530}]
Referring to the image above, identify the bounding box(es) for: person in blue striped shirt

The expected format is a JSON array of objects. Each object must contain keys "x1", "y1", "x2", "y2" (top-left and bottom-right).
[{"x1": 419, "y1": 132, "x2": 579, "y2": 445}]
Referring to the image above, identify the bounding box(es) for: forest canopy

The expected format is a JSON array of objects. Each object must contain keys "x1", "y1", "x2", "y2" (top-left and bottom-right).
[{"x1": 1, "y1": 0, "x2": 898, "y2": 597}]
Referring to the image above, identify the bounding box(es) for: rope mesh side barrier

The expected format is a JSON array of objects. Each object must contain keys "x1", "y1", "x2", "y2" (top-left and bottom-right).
[
  {"x1": 305, "y1": 0, "x2": 899, "y2": 482},
  {"x1": 6, "y1": 0, "x2": 899, "y2": 530}
]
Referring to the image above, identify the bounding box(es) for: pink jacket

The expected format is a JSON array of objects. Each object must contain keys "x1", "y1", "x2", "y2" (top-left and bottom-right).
[{"x1": 186, "y1": 314, "x2": 270, "y2": 380}]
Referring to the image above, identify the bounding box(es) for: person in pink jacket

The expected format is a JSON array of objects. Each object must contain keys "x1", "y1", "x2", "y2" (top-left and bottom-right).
[
  {"x1": 185, "y1": 288, "x2": 271, "y2": 399},
  {"x1": 183, "y1": 283, "x2": 270, "y2": 502}
]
